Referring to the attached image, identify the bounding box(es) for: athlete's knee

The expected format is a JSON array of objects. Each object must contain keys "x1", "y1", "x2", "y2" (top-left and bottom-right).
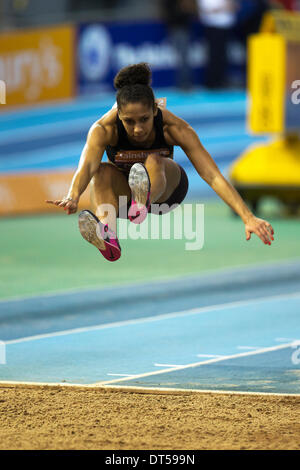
[
  {"x1": 145, "y1": 153, "x2": 164, "y2": 170},
  {"x1": 93, "y1": 163, "x2": 115, "y2": 184},
  {"x1": 97, "y1": 162, "x2": 115, "y2": 176}
]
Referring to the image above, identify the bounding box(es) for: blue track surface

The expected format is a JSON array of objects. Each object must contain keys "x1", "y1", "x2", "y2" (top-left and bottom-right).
[{"x1": 1, "y1": 261, "x2": 300, "y2": 394}]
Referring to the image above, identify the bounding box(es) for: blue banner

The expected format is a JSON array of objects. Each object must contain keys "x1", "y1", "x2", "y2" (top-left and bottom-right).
[{"x1": 77, "y1": 20, "x2": 245, "y2": 93}]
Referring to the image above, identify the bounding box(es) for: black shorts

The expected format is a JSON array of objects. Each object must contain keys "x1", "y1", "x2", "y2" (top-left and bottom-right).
[{"x1": 118, "y1": 164, "x2": 189, "y2": 219}]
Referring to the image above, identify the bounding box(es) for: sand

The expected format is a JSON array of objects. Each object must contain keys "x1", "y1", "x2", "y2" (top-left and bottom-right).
[{"x1": 0, "y1": 384, "x2": 299, "y2": 450}]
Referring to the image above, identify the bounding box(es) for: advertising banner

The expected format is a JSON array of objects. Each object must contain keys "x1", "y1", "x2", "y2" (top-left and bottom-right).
[
  {"x1": 78, "y1": 21, "x2": 195, "y2": 92},
  {"x1": 0, "y1": 24, "x2": 75, "y2": 107},
  {"x1": 0, "y1": 171, "x2": 90, "y2": 216},
  {"x1": 77, "y1": 20, "x2": 245, "y2": 93}
]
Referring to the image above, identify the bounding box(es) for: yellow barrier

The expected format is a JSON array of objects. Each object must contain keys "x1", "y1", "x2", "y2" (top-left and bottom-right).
[
  {"x1": 0, "y1": 171, "x2": 90, "y2": 216},
  {"x1": 229, "y1": 10, "x2": 300, "y2": 213},
  {"x1": 0, "y1": 24, "x2": 75, "y2": 107},
  {"x1": 248, "y1": 10, "x2": 300, "y2": 134},
  {"x1": 248, "y1": 33, "x2": 286, "y2": 134},
  {"x1": 230, "y1": 134, "x2": 300, "y2": 186}
]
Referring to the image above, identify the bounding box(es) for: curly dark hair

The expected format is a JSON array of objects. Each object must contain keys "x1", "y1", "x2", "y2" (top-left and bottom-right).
[{"x1": 114, "y1": 63, "x2": 155, "y2": 110}]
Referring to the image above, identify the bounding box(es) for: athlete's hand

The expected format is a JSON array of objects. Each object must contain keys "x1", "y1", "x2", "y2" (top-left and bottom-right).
[
  {"x1": 245, "y1": 215, "x2": 274, "y2": 245},
  {"x1": 46, "y1": 196, "x2": 78, "y2": 215}
]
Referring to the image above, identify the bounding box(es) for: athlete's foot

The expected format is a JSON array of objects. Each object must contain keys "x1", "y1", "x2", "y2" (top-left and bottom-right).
[
  {"x1": 78, "y1": 210, "x2": 121, "y2": 262},
  {"x1": 128, "y1": 163, "x2": 151, "y2": 224}
]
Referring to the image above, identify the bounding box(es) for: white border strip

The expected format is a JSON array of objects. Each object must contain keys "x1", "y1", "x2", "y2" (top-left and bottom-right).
[
  {"x1": 0, "y1": 381, "x2": 299, "y2": 398},
  {"x1": 98, "y1": 385, "x2": 300, "y2": 398}
]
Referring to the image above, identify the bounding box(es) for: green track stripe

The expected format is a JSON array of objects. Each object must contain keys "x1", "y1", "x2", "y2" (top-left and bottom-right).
[{"x1": 0, "y1": 200, "x2": 299, "y2": 299}]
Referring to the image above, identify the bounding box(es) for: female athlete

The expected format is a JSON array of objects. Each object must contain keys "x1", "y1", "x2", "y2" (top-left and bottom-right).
[{"x1": 46, "y1": 63, "x2": 274, "y2": 262}]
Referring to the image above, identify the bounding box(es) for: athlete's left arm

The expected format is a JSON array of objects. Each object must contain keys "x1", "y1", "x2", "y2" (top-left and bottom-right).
[{"x1": 169, "y1": 119, "x2": 274, "y2": 245}]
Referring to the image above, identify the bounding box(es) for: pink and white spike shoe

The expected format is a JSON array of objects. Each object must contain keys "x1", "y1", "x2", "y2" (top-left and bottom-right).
[
  {"x1": 78, "y1": 210, "x2": 121, "y2": 262},
  {"x1": 128, "y1": 163, "x2": 151, "y2": 224}
]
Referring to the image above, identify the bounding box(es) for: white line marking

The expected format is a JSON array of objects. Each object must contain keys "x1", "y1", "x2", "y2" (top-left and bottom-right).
[
  {"x1": 106, "y1": 374, "x2": 135, "y2": 377},
  {"x1": 95, "y1": 342, "x2": 296, "y2": 386},
  {"x1": 4, "y1": 290, "x2": 300, "y2": 346},
  {"x1": 154, "y1": 364, "x2": 185, "y2": 368}
]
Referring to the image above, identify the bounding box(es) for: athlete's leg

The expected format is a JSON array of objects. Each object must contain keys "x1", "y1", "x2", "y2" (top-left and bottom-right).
[
  {"x1": 90, "y1": 162, "x2": 131, "y2": 233},
  {"x1": 144, "y1": 154, "x2": 181, "y2": 204},
  {"x1": 79, "y1": 163, "x2": 130, "y2": 262}
]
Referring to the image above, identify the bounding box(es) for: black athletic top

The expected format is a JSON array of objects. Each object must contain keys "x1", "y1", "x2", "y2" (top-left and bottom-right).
[{"x1": 106, "y1": 108, "x2": 174, "y2": 175}]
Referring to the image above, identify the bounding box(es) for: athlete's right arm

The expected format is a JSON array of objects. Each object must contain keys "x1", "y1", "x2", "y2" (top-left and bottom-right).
[{"x1": 46, "y1": 123, "x2": 109, "y2": 214}]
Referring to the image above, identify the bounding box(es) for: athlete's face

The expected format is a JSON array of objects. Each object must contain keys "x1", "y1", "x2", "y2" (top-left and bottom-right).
[{"x1": 118, "y1": 102, "x2": 157, "y2": 144}]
